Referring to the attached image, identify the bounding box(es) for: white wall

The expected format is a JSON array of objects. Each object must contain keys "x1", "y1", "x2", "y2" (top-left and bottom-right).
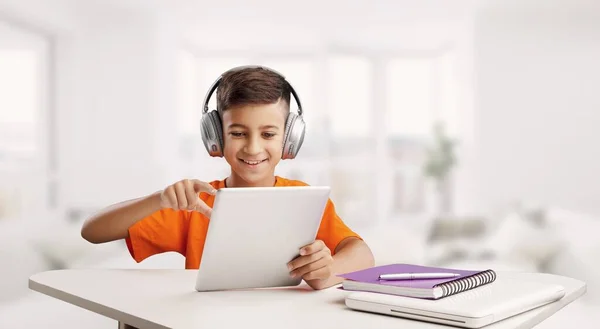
[{"x1": 474, "y1": 2, "x2": 600, "y2": 215}]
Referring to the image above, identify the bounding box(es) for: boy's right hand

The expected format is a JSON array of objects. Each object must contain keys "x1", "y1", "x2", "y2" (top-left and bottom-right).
[{"x1": 159, "y1": 179, "x2": 217, "y2": 217}]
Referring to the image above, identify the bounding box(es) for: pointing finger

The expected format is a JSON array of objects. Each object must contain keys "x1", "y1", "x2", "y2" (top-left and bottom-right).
[{"x1": 192, "y1": 180, "x2": 217, "y2": 195}]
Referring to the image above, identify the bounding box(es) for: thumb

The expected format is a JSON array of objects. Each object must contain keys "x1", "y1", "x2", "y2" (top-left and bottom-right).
[
  {"x1": 193, "y1": 202, "x2": 213, "y2": 218},
  {"x1": 192, "y1": 179, "x2": 217, "y2": 195}
]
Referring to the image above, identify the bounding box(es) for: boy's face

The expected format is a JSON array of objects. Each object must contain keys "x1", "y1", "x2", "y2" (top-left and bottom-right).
[{"x1": 221, "y1": 99, "x2": 288, "y2": 187}]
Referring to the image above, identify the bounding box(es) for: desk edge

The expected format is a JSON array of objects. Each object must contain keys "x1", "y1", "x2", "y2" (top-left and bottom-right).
[{"x1": 28, "y1": 275, "x2": 169, "y2": 329}]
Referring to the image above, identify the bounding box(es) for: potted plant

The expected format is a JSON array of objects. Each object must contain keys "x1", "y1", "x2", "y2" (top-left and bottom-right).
[{"x1": 423, "y1": 121, "x2": 458, "y2": 215}]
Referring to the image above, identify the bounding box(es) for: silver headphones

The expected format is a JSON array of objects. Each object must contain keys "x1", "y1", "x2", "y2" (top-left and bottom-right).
[{"x1": 200, "y1": 65, "x2": 306, "y2": 160}]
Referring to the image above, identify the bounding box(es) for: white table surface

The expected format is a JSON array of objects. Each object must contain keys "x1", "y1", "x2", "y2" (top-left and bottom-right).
[{"x1": 29, "y1": 269, "x2": 586, "y2": 329}]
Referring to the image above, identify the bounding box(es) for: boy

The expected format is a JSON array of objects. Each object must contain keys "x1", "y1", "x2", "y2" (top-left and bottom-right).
[{"x1": 81, "y1": 66, "x2": 374, "y2": 290}]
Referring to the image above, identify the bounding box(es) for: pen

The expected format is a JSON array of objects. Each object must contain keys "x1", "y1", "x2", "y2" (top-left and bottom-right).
[{"x1": 378, "y1": 273, "x2": 461, "y2": 280}]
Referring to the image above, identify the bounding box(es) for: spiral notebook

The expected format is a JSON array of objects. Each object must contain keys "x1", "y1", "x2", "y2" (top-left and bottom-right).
[{"x1": 338, "y1": 264, "x2": 496, "y2": 300}]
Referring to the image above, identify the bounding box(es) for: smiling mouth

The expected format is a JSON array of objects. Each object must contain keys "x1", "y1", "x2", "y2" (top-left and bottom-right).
[{"x1": 239, "y1": 159, "x2": 267, "y2": 165}]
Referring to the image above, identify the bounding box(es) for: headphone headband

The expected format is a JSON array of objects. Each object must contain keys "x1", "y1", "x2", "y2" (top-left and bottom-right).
[{"x1": 201, "y1": 65, "x2": 303, "y2": 116}]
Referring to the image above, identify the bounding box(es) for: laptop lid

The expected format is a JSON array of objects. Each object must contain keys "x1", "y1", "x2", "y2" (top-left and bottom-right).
[{"x1": 345, "y1": 276, "x2": 565, "y2": 328}]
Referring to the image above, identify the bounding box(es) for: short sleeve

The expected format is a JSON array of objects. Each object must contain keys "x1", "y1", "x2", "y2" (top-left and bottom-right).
[
  {"x1": 315, "y1": 199, "x2": 362, "y2": 255},
  {"x1": 125, "y1": 208, "x2": 191, "y2": 263}
]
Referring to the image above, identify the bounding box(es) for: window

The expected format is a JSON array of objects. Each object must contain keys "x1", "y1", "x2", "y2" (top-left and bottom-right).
[
  {"x1": 172, "y1": 50, "x2": 464, "y2": 221},
  {"x1": 0, "y1": 50, "x2": 36, "y2": 154},
  {"x1": 176, "y1": 50, "x2": 199, "y2": 136},
  {"x1": 0, "y1": 20, "x2": 51, "y2": 220},
  {"x1": 438, "y1": 51, "x2": 460, "y2": 137},
  {"x1": 0, "y1": 21, "x2": 50, "y2": 160},
  {"x1": 385, "y1": 57, "x2": 435, "y2": 138},
  {"x1": 0, "y1": 49, "x2": 43, "y2": 161},
  {"x1": 328, "y1": 55, "x2": 373, "y2": 138},
  {"x1": 384, "y1": 53, "x2": 461, "y2": 217},
  {"x1": 325, "y1": 55, "x2": 375, "y2": 226}
]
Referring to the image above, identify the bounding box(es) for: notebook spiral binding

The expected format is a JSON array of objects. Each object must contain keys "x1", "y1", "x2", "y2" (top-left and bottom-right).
[{"x1": 435, "y1": 269, "x2": 497, "y2": 298}]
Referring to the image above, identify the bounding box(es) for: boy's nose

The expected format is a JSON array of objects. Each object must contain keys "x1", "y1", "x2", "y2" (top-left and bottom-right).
[{"x1": 244, "y1": 136, "x2": 262, "y2": 155}]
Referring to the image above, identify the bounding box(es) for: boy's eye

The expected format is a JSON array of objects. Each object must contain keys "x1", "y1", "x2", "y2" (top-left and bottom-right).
[
  {"x1": 262, "y1": 132, "x2": 276, "y2": 138},
  {"x1": 230, "y1": 132, "x2": 245, "y2": 137}
]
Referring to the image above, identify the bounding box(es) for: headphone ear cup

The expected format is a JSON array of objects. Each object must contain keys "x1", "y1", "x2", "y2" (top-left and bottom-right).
[
  {"x1": 281, "y1": 113, "x2": 306, "y2": 160},
  {"x1": 201, "y1": 110, "x2": 224, "y2": 157}
]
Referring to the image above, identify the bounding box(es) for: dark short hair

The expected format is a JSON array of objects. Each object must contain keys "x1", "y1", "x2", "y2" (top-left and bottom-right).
[{"x1": 216, "y1": 67, "x2": 291, "y2": 114}]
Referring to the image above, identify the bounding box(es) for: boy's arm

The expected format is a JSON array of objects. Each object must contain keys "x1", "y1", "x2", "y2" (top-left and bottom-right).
[
  {"x1": 326, "y1": 237, "x2": 375, "y2": 287},
  {"x1": 81, "y1": 179, "x2": 216, "y2": 244},
  {"x1": 81, "y1": 192, "x2": 163, "y2": 244},
  {"x1": 314, "y1": 237, "x2": 375, "y2": 290}
]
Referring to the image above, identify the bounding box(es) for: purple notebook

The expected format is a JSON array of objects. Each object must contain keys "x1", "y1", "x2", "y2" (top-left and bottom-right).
[{"x1": 338, "y1": 264, "x2": 496, "y2": 299}]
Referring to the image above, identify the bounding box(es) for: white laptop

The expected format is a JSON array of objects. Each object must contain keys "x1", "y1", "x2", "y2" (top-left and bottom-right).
[
  {"x1": 345, "y1": 276, "x2": 565, "y2": 328},
  {"x1": 195, "y1": 186, "x2": 330, "y2": 291}
]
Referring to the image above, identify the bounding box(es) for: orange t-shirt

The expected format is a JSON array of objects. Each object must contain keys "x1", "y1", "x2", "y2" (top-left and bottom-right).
[{"x1": 125, "y1": 176, "x2": 361, "y2": 269}]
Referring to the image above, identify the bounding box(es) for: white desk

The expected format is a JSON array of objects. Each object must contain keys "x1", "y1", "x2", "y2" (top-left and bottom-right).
[{"x1": 29, "y1": 270, "x2": 586, "y2": 329}]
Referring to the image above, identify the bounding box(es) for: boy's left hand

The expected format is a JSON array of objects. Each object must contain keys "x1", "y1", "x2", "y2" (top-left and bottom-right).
[{"x1": 287, "y1": 240, "x2": 333, "y2": 282}]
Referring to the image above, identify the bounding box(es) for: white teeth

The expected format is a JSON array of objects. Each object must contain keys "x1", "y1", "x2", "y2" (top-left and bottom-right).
[{"x1": 242, "y1": 159, "x2": 264, "y2": 165}]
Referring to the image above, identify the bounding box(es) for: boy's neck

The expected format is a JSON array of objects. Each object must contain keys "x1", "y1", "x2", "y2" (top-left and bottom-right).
[{"x1": 225, "y1": 173, "x2": 277, "y2": 188}]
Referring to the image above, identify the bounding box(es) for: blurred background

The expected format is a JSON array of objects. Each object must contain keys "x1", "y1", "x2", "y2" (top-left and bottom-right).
[{"x1": 1, "y1": 0, "x2": 599, "y2": 327}]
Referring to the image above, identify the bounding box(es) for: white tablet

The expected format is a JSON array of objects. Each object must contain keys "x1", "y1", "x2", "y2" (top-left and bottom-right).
[{"x1": 195, "y1": 186, "x2": 330, "y2": 291}]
